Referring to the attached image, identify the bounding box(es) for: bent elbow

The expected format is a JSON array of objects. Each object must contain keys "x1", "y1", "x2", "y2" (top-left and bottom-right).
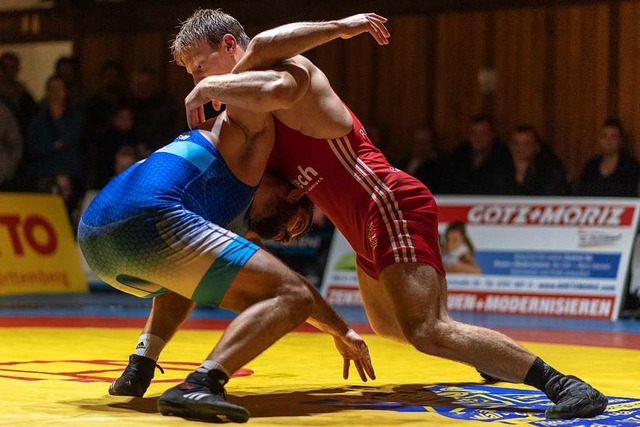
[
  {"x1": 243, "y1": 35, "x2": 279, "y2": 69},
  {"x1": 265, "y1": 76, "x2": 299, "y2": 110}
]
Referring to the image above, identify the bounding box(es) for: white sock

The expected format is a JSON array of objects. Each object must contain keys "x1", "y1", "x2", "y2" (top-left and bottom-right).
[
  {"x1": 196, "y1": 360, "x2": 230, "y2": 377},
  {"x1": 133, "y1": 333, "x2": 166, "y2": 361}
]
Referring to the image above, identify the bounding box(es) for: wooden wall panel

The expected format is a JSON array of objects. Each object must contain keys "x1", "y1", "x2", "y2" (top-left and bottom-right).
[
  {"x1": 16, "y1": 1, "x2": 640, "y2": 183},
  {"x1": 78, "y1": 34, "x2": 124, "y2": 95},
  {"x1": 375, "y1": 16, "x2": 431, "y2": 130},
  {"x1": 372, "y1": 15, "x2": 432, "y2": 159},
  {"x1": 433, "y1": 11, "x2": 488, "y2": 150},
  {"x1": 552, "y1": 4, "x2": 610, "y2": 176},
  {"x1": 307, "y1": 41, "x2": 344, "y2": 99},
  {"x1": 341, "y1": 35, "x2": 377, "y2": 124},
  {"x1": 493, "y1": 8, "x2": 548, "y2": 141},
  {"x1": 120, "y1": 32, "x2": 170, "y2": 79},
  {"x1": 618, "y1": 1, "x2": 640, "y2": 153}
]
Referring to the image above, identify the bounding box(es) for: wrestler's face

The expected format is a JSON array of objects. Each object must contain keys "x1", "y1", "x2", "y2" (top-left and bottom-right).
[
  {"x1": 181, "y1": 38, "x2": 238, "y2": 85},
  {"x1": 250, "y1": 174, "x2": 313, "y2": 243}
]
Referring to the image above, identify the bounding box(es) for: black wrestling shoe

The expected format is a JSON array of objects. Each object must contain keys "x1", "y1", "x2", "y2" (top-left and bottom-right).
[
  {"x1": 157, "y1": 371, "x2": 250, "y2": 423},
  {"x1": 476, "y1": 368, "x2": 501, "y2": 383},
  {"x1": 544, "y1": 375, "x2": 608, "y2": 419},
  {"x1": 108, "y1": 354, "x2": 163, "y2": 397}
]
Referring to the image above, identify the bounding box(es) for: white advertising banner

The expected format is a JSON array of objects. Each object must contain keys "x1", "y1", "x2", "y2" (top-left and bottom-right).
[{"x1": 320, "y1": 196, "x2": 640, "y2": 320}]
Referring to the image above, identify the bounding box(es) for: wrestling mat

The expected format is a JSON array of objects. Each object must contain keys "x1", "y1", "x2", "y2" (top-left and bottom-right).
[{"x1": 0, "y1": 320, "x2": 638, "y2": 426}]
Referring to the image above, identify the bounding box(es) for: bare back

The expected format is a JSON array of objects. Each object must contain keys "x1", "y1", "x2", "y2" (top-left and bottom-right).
[{"x1": 273, "y1": 56, "x2": 353, "y2": 139}]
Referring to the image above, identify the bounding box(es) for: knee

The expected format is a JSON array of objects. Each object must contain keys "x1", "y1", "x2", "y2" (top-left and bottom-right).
[
  {"x1": 279, "y1": 275, "x2": 314, "y2": 321},
  {"x1": 402, "y1": 318, "x2": 454, "y2": 355}
]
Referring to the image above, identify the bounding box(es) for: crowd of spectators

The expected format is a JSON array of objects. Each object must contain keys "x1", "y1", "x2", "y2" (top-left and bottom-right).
[
  {"x1": 0, "y1": 52, "x2": 182, "y2": 225},
  {"x1": 391, "y1": 113, "x2": 640, "y2": 199},
  {"x1": 3, "y1": 52, "x2": 640, "y2": 226},
  {"x1": 2, "y1": 51, "x2": 640, "y2": 313}
]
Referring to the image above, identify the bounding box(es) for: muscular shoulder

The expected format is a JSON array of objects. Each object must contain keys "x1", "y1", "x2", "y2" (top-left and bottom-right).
[
  {"x1": 272, "y1": 56, "x2": 313, "y2": 83},
  {"x1": 272, "y1": 56, "x2": 352, "y2": 138}
]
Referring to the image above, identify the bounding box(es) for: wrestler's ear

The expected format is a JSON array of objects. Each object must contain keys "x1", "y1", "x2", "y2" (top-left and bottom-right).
[
  {"x1": 286, "y1": 188, "x2": 304, "y2": 203},
  {"x1": 222, "y1": 34, "x2": 237, "y2": 53}
]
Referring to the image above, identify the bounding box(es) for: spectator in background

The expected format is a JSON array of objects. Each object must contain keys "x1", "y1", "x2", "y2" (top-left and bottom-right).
[
  {"x1": 444, "y1": 113, "x2": 512, "y2": 195},
  {"x1": 25, "y1": 74, "x2": 85, "y2": 190},
  {"x1": 129, "y1": 66, "x2": 179, "y2": 153},
  {"x1": 113, "y1": 143, "x2": 139, "y2": 176},
  {"x1": 87, "y1": 104, "x2": 138, "y2": 189},
  {"x1": 55, "y1": 56, "x2": 87, "y2": 110},
  {"x1": 506, "y1": 124, "x2": 570, "y2": 196},
  {"x1": 28, "y1": 171, "x2": 82, "y2": 231},
  {"x1": 87, "y1": 60, "x2": 130, "y2": 138},
  {"x1": 397, "y1": 126, "x2": 445, "y2": 194},
  {"x1": 0, "y1": 52, "x2": 38, "y2": 137},
  {"x1": 575, "y1": 118, "x2": 640, "y2": 197},
  {"x1": 441, "y1": 221, "x2": 481, "y2": 274},
  {"x1": 0, "y1": 98, "x2": 22, "y2": 191}
]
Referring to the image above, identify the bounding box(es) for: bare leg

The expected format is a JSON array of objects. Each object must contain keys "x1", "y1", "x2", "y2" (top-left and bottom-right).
[
  {"x1": 143, "y1": 291, "x2": 195, "y2": 341},
  {"x1": 357, "y1": 268, "x2": 405, "y2": 342},
  {"x1": 203, "y1": 248, "x2": 314, "y2": 374},
  {"x1": 365, "y1": 262, "x2": 535, "y2": 382}
]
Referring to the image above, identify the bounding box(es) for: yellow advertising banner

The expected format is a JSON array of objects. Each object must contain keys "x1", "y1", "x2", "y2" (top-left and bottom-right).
[{"x1": 0, "y1": 193, "x2": 87, "y2": 295}]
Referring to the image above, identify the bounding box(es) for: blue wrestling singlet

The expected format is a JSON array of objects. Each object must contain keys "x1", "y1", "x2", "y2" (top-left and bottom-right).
[{"x1": 78, "y1": 129, "x2": 259, "y2": 306}]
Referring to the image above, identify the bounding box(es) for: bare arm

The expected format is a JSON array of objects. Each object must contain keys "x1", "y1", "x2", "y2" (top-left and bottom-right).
[
  {"x1": 444, "y1": 253, "x2": 482, "y2": 274},
  {"x1": 185, "y1": 62, "x2": 309, "y2": 129},
  {"x1": 233, "y1": 13, "x2": 390, "y2": 74},
  {"x1": 299, "y1": 275, "x2": 375, "y2": 381},
  {"x1": 185, "y1": 13, "x2": 388, "y2": 128}
]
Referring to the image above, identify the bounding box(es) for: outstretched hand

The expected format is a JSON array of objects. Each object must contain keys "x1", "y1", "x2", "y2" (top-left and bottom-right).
[
  {"x1": 334, "y1": 329, "x2": 376, "y2": 382},
  {"x1": 338, "y1": 13, "x2": 390, "y2": 45}
]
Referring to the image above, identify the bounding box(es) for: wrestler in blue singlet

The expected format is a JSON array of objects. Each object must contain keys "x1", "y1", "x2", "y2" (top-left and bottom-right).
[{"x1": 78, "y1": 129, "x2": 259, "y2": 305}]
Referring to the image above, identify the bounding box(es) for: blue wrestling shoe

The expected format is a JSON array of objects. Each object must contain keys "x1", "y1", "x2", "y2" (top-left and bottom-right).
[
  {"x1": 544, "y1": 375, "x2": 608, "y2": 419},
  {"x1": 157, "y1": 371, "x2": 250, "y2": 423},
  {"x1": 109, "y1": 354, "x2": 163, "y2": 397}
]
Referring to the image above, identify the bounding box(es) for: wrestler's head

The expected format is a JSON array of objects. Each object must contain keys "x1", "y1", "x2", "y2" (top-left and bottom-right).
[
  {"x1": 249, "y1": 172, "x2": 313, "y2": 243},
  {"x1": 171, "y1": 9, "x2": 250, "y2": 83}
]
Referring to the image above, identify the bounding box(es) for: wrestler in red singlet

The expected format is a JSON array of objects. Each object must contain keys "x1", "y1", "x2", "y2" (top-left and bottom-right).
[{"x1": 268, "y1": 106, "x2": 445, "y2": 279}]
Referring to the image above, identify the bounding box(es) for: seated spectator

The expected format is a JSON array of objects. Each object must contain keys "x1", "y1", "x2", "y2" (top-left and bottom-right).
[
  {"x1": 397, "y1": 126, "x2": 445, "y2": 194},
  {"x1": 55, "y1": 55, "x2": 86, "y2": 110},
  {"x1": 575, "y1": 118, "x2": 640, "y2": 197},
  {"x1": 87, "y1": 60, "x2": 130, "y2": 138},
  {"x1": 86, "y1": 104, "x2": 137, "y2": 189},
  {"x1": 33, "y1": 172, "x2": 82, "y2": 230},
  {"x1": 0, "y1": 98, "x2": 22, "y2": 191},
  {"x1": 441, "y1": 221, "x2": 481, "y2": 274},
  {"x1": 443, "y1": 113, "x2": 512, "y2": 195},
  {"x1": 0, "y1": 51, "x2": 38, "y2": 136},
  {"x1": 129, "y1": 66, "x2": 180, "y2": 152},
  {"x1": 24, "y1": 74, "x2": 85, "y2": 189},
  {"x1": 113, "y1": 143, "x2": 139, "y2": 176},
  {"x1": 506, "y1": 124, "x2": 570, "y2": 196}
]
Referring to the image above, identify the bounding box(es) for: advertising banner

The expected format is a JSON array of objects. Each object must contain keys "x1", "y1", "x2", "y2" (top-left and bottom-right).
[
  {"x1": 0, "y1": 193, "x2": 88, "y2": 296},
  {"x1": 320, "y1": 196, "x2": 640, "y2": 320}
]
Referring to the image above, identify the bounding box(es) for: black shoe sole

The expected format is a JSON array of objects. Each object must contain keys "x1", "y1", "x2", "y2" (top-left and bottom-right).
[
  {"x1": 108, "y1": 380, "x2": 145, "y2": 397},
  {"x1": 158, "y1": 399, "x2": 250, "y2": 423}
]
